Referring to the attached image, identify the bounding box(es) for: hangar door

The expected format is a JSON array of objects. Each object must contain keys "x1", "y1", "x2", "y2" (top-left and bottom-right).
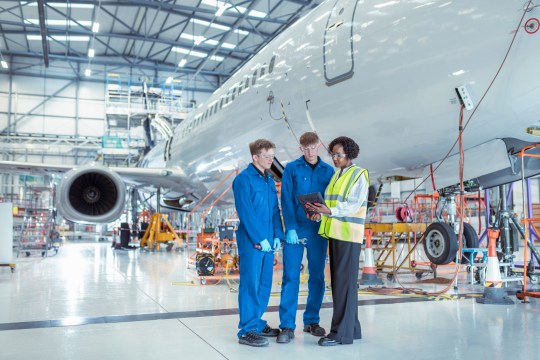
[{"x1": 323, "y1": 0, "x2": 359, "y2": 86}]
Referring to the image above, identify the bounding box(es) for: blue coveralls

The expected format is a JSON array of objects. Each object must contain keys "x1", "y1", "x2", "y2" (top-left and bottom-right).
[
  {"x1": 233, "y1": 164, "x2": 284, "y2": 338},
  {"x1": 279, "y1": 156, "x2": 334, "y2": 330}
]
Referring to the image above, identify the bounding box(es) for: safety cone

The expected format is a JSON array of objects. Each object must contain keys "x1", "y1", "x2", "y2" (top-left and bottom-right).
[
  {"x1": 476, "y1": 228, "x2": 514, "y2": 305},
  {"x1": 359, "y1": 229, "x2": 383, "y2": 285}
]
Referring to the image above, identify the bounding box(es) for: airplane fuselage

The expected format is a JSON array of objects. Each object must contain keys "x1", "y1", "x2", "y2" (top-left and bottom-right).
[{"x1": 143, "y1": 0, "x2": 540, "y2": 205}]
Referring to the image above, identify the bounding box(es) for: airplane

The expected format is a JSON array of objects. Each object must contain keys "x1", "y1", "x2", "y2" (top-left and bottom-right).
[{"x1": 1, "y1": 0, "x2": 540, "y2": 265}]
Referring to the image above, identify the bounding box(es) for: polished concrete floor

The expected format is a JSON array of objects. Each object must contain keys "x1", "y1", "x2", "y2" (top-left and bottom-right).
[{"x1": 0, "y1": 241, "x2": 539, "y2": 360}]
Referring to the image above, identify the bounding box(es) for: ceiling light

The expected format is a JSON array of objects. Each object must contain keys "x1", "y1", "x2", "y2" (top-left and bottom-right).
[
  {"x1": 26, "y1": 2, "x2": 95, "y2": 9},
  {"x1": 209, "y1": 55, "x2": 224, "y2": 61},
  {"x1": 221, "y1": 42, "x2": 236, "y2": 49},
  {"x1": 216, "y1": 4, "x2": 231, "y2": 17},
  {"x1": 92, "y1": 22, "x2": 100, "y2": 33},
  {"x1": 88, "y1": 48, "x2": 95, "y2": 58},
  {"x1": 1, "y1": 60, "x2": 8, "y2": 69},
  {"x1": 189, "y1": 19, "x2": 249, "y2": 36},
  {"x1": 178, "y1": 59, "x2": 187, "y2": 67},
  {"x1": 27, "y1": 35, "x2": 90, "y2": 41},
  {"x1": 191, "y1": 18, "x2": 230, "y2": 31},
  {"x1": 84, "y1": 68, "x2": 92, "y2": 76},
  {"x1": 26, "y1": 19, "x2": 92, "y2": 26},
  {"x1": 166, "y1": 77, "x2": 173, "y2": 84},
  {"x1": 172, "y1": 47, "x2": 207, "y2": 58},
  {"x1": 234, "y1": 29, "x2": 249, "y2": 36},
  {"x1": 248, "y1": 10, "x2": 266, "y2": 18},
  {"x1": 180, "y1": 33, "x2": 206, "y2": 45},
  {"x1": 202, "y1": 0, "x2": 266, "y2": 17}
]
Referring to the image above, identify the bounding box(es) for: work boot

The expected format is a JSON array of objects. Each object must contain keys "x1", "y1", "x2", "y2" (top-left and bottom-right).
[
  {"x1": 303, "y1": 323, "x2": 326, "y2": 337},
  {"x1": 276, "y1": 328, "x2": 294, "y2": 343},
  {"x1": 260, "y1": 324, "x2": 280, "y2": 337},
  {"x1": 239, "y1": 331, "x2": 269, "y2": 347},
  {"x1": 318, "y1": 336, "x2": 340, "y2": 346}
]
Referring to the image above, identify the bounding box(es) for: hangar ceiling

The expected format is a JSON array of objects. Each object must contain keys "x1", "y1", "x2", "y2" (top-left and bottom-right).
[{"x1": 0, "y1": 0, "x2": 324, "y2": 91}]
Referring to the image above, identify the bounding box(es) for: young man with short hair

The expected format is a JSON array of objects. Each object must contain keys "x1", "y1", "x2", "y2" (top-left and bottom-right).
[
  {"x1": 277, "y1": 132, "x2": 334, "y2": 344},
  {"x1": 233, "y1": 139, "x2": 284, "y2": 347}
]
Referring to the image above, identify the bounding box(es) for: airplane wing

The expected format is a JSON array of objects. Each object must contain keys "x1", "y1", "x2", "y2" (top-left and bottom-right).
[
  {"x1": 0, "y1": 160, "x2": 189, "y2": 191},
  {"x1": 0, "y1": 160, "x2": 72, "y2": 175},
  {"x1": 0, "y1": 160, "x2": 199, "y2": 223}
]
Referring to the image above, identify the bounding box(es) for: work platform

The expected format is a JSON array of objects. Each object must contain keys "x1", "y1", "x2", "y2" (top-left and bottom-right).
[{"x1": 366, "y1": 222, "x2": 428, "y2": 281}]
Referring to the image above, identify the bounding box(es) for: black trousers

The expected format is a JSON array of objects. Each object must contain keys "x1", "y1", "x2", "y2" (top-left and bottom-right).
[{"x1": 328, "y1": 238, "x2": 362, "y2": 344}]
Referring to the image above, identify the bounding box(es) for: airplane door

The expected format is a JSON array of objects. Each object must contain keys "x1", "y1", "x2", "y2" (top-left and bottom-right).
[{"x1": 323, "y1": 0, "x2": 359, "y2": 86}]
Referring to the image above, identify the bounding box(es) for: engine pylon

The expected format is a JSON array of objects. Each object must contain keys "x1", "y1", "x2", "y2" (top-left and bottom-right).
[
  {"x1": 476, "y1": 228, "x2": 514, "y2": 305},
  {"x1": 359, "y1": 229, "x2": 383, "y2": 285}
]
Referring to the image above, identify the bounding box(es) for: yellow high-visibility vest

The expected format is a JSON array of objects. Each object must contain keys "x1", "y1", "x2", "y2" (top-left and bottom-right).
[{"x1": 319, "y1": 166, "x2": 368, "y2": 243}]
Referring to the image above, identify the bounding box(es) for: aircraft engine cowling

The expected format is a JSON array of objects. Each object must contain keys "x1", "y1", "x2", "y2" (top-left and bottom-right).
[{"x1": 57, "y1": 165, "x2": 126, "y2": 223}]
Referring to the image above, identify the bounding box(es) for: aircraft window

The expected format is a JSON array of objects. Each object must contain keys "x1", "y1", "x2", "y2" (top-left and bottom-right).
[
  {"x1": 269, "y1": 56, "x2": 275, "y2": 73},
  {"x1": 231, "y1": 87, "x2": 236, "y2": 101},
  {"x1": 220, "y1": 96, "x2": 224, "y2": 109},
  {"x1": 252, "y1": 70, "x2": 258, "y2": 85},
  {"x1": 244, "y1": 77, "x2": 249, "y2": 91},
  {"x1": 213, "y1": 103, "x2": 218, "y2": 114},
  {"x1": 260, "y1": 67, "x2": 265, "y2": 77}
]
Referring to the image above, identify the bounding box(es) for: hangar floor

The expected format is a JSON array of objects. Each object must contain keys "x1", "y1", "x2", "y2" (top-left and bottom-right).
[{"x1": 0, "y1": 241, "x2": 538, "y2": 360}]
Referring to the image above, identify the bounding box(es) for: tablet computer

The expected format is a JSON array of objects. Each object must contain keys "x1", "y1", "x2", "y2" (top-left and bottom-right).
[{"x1": 296, "y1": 192, "x2": 325, "y2": 216}]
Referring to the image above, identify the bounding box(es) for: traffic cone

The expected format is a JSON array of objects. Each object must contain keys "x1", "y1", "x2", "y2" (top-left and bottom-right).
[
  {"x1": 359, "y1": 229, "x2": 383, "y2": 285},
  {"x1": 476, "y1": 228, "x2": 514, "y2": 305}
]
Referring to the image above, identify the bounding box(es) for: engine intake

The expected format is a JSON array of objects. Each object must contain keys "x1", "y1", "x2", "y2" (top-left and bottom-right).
[{"x1": 57, "y1": 164, "x2": 126, "y2": 223}]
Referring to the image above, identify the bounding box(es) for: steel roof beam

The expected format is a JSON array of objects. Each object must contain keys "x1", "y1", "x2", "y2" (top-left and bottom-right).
[{"x1": 3, "y1": 50, "x2": 229, "y2": 78}]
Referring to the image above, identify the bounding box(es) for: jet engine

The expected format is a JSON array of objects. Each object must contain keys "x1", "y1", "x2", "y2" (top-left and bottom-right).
[{"x1": 56, "y1": 164, "x2": 126, "y2": 223}]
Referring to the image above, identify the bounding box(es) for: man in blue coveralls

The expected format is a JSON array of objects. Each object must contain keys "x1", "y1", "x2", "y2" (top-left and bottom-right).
[
  {"x1": 276, "y1": 132, "x2": 334, "y2": 344},
  {"x1": 233, "y1": 138, "x2": 284, "y2": 347}
]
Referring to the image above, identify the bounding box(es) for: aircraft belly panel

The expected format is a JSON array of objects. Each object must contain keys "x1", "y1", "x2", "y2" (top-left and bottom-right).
[{"x1": 424, "y1": 139, "x2": 512, "y2": 190}]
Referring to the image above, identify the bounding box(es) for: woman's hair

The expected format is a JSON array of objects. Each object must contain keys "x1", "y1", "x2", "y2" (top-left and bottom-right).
[
  {"x1": 328, "y1": 136, "x2": 360, "y2": 159},
  {"x1": 249, "y1": 139, "x2": 275, "y2": 155}
]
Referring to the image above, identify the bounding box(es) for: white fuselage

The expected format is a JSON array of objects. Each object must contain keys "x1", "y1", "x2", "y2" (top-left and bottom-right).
[{"x1": 143, "y1": 0, "x2": 540, "y2": 204}]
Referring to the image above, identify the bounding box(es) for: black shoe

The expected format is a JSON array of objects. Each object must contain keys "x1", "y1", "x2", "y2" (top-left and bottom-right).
[
  {"x1": 303, "y1": 323, "x2": 326, "y2": 337},
  {"x1": 260, "y1": 324, "x2": 280, "y2": 337},
  {"x1": 276, "y1": 328, "x2": 294, "y2": 343},
  {"x1": 239, "y1": 331, "x2": 269, "y2": 347},
  {"x1": 318, "y1": 336, "x2": 339, "y2": 346}
]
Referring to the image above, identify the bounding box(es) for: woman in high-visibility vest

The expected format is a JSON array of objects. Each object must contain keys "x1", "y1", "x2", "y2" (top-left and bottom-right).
[{"x1": 305, "y1": 136, "x2": 369, "y2": 347}]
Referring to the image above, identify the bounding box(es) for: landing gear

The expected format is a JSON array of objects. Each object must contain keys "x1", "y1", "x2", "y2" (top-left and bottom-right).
[{"x1": 423, "y1": 222, "x2": 458, "y2": 265}]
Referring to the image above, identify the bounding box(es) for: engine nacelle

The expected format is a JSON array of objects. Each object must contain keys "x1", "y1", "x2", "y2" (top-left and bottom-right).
[{"x1": 57, "y1": 164, "x2": 126, "y2": 223}]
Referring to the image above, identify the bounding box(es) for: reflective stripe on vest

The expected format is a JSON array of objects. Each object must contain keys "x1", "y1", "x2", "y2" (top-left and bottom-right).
[{"x1": 319, "y1": 166, "x2": 368, "y2": 243}]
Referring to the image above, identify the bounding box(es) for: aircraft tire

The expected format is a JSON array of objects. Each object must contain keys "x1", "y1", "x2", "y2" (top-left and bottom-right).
[
  {"x1": 463, "y1": 223, "x2": 479, "y2": 248},
  {"x1": 459, "y1": 223, "x2": 479, "y2": 265},
  {"x1": 423, "y1": 223, "x2": 458, "y2": 265}
]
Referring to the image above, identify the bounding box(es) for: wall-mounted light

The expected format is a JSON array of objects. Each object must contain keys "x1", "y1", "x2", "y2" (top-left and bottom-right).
[{"x1": 84, "y1": 68, "x2": 92, "y2": 76}]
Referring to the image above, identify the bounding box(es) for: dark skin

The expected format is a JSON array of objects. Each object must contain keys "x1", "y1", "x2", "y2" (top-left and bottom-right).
[{"x1": 305, "y1": 143, "x2": 352, "y2": 221}]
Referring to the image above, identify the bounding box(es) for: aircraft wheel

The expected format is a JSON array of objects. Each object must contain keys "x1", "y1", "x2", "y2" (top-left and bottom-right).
[
  {"x1": 423, "y1": 223, "x2": 458, "y2": 265},
  {"x1": 200, "y1": 277, "x2": 206, "y2": 285},
  {"x1": 415, "y1": 272, "x2": 423, "y2": 280},
  {"x1": 463, "y1": 223, "x2": 479, "y2": 248},
  {"x1": 529, "y1": 274, "x2": 539, "y2": 285},
  {"x1": 387, "y1": 273, "x2": 395, "y2": 282}
]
